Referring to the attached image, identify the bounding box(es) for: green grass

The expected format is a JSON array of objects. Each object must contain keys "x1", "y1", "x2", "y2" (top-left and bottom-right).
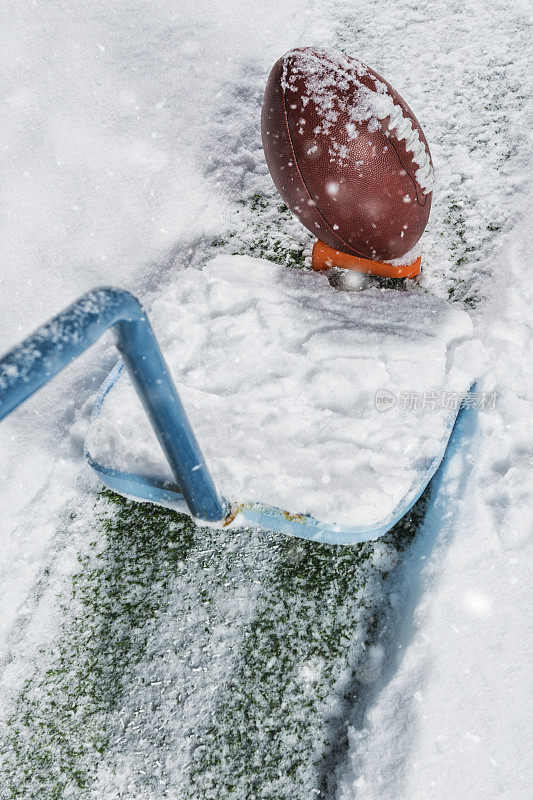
[
  {"x1": 1, "y1": 486, "x2": 425, "y2": 800},
  {"x1": 1, "y1": 494, "x2": 198, "y2": 798},
  {"x1": 185, "y1": 502, "x2": 424, "y2": 800},
  {"x1": 232, "y1": 193, "x2": 310, "y2": 270}
]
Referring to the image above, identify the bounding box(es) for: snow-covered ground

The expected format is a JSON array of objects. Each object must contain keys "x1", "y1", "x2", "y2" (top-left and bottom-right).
[
  {"x1": 337, "y1": 212, "x2": 533, "y2": 800},
  {"x1": 0, "y1": 0, "x2": 531, "y2": 798}
]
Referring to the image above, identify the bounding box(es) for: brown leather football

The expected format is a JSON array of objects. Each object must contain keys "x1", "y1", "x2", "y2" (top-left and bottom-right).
[{"x1": 261, "y1": 47, "x2": 434, "y2": 262}]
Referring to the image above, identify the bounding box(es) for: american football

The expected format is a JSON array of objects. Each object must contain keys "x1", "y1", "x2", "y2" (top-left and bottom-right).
[{"x1": 261, "y1": 47, "x2": 434, "y2": 263}]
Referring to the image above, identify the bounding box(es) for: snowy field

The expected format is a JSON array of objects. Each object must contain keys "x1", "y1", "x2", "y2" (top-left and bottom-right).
[{"x1": 0, "y1": 1, "x2": 531, "y2": 798}]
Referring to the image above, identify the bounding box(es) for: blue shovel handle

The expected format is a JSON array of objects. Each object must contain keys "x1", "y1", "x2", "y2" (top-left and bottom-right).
[{"x1": 0, "y1": 287, "x2": 228, "y2": 523}]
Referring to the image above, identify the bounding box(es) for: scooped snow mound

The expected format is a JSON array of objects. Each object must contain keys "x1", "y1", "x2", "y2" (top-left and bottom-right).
[{"x1": 86, "y1": 255, "x2": 480, "y2": 527}]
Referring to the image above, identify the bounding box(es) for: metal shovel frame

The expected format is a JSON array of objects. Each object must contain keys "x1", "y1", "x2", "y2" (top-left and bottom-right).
[
  {"x1": 0, "y1": 287, "x2": 469, "y2": 544},
  {"x1": 0, "y1": 288, "x2": 228, "y2": 523}
]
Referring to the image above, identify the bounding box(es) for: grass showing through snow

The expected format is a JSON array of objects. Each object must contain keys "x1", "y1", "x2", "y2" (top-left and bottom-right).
[{"x1": 1, "y1": 488, "x2": 424, "y2": 800}]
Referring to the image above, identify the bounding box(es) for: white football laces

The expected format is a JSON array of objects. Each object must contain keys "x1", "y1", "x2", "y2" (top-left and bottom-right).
[{"x1": 388, "y1": 109, "x2": 434, "y2": 194}]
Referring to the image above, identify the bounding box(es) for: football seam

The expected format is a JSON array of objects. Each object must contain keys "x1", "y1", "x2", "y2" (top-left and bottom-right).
[{"x1": 281, "y1": 87, "x2": 368, "y2": 259}]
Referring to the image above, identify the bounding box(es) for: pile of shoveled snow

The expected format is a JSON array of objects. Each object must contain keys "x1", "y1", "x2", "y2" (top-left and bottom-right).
[{"x1": 86, "y1": 254, "x2": 480, "y2": 527}]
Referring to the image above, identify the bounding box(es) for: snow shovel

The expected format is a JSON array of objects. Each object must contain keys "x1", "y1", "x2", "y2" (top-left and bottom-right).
[{"x1": 0, "y1": 259, "x2": 479, "y2": 544}]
